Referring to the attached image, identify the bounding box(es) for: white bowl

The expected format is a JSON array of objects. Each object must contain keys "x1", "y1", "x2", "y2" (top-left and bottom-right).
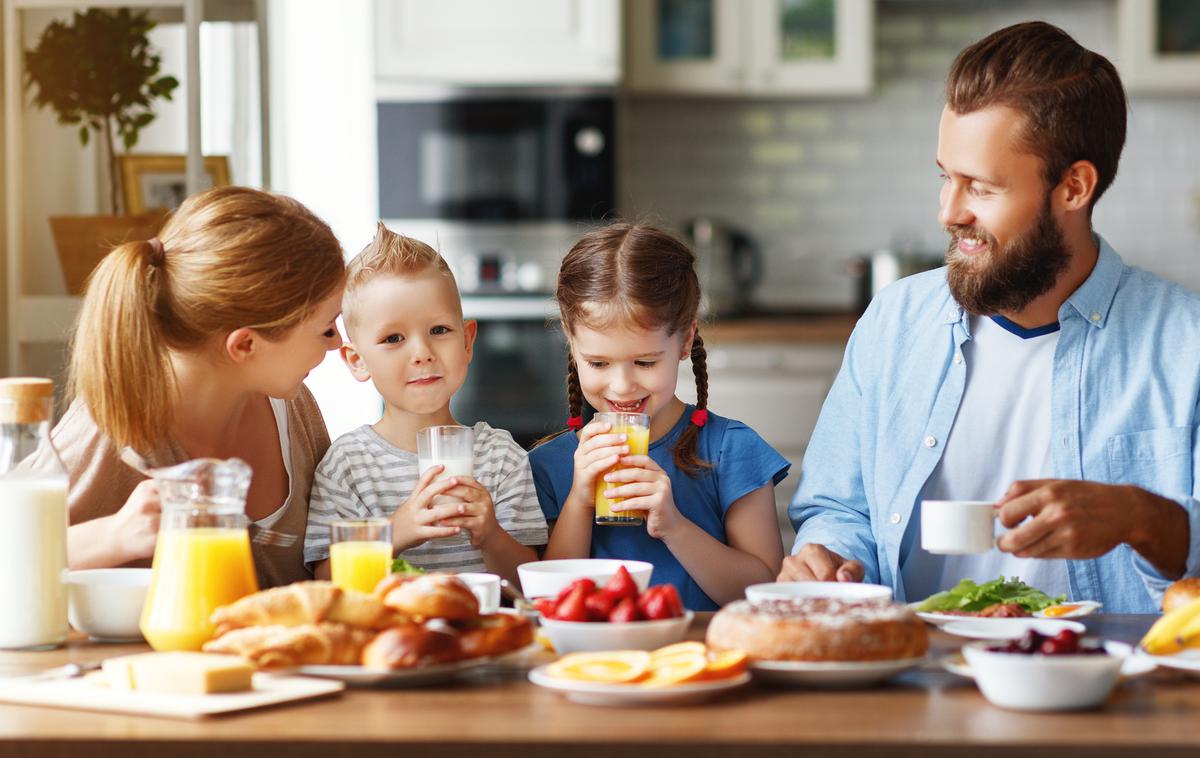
[
  {"x1": 962, "y1": 639, "x2": 1129, "y2": 711},
  {"x1": 744, "y1": 581, "x2": 893, "y2": 604},
  {"x1": 517, "y1": 559, "x2": 653, "y2": 600},
  {"x1": 66, "y1": 568, "x2": 152, "y2": 642},
  {"x1": 457, "y1": 572, "x2": 501, "y2": 613},
  {"x1": 540, "y1": 610, "x2": 694, "y2": 653}
]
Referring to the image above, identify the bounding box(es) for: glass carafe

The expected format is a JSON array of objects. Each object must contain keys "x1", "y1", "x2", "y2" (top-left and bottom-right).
[
  {"x1": 0, "y1": 378, "x2": 68, "y2": 649},
  {"x1": 139, "y1": 458, "x2": 259, "y2": 651}
]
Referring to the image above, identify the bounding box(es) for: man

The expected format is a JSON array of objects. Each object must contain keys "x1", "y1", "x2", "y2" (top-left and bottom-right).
[{"x1": 780, "y1": 21, "x2": 1200, "y2": 613}]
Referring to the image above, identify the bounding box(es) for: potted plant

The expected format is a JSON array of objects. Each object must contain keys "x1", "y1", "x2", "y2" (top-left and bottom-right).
[{"x1": 24, "y1": 7, "x2": 179, "y2": 293}]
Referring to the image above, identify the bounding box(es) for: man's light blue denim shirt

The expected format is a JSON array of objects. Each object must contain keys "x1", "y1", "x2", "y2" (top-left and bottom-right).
[{"x1": 789, "y1": 238, "x2": 1200, "y2": 612}]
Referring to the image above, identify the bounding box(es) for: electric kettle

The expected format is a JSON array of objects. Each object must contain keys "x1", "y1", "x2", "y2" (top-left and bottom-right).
[{"x1": 683, "y1": 217, "x2": 764, "y2": 318}]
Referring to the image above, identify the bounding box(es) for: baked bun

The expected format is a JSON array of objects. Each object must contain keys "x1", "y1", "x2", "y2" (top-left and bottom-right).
[
  {"x1": 455, "y1": 613, "x2": 534, "y2": 659},
  {"x1": 707, "y1": 598, "x2": 928, "y2": 662},
  {"x1": 1163, "y1": 578, "x2": 1200, "y2": 613},
  {"x1": 361, "y1": 623, "x2": 463, "y2": 669},
  {"x1": 378, "y1": 573, "x2": 480, "y2": 620},
  {"x1": 203, "y1": 622, "x2": 375, "y2": 669}
]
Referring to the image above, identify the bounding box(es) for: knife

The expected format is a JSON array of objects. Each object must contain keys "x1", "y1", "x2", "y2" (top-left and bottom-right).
[{"x1": 15, "y1": 661, "x2": 103, "y2": 683}]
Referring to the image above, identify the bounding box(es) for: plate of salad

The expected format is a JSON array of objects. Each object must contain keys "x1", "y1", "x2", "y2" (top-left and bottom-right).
[{"x1": 909, "y1": 577, "x2": 1095, "y2": 625}]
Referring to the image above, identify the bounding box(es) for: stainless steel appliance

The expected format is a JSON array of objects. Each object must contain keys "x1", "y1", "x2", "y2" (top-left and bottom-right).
[
  {"x1": 683, "y1": 217, "x2": 764, "y2": 317},
  {"x1": 847, "y1": 250, "x2": 945, "y2": 313}
]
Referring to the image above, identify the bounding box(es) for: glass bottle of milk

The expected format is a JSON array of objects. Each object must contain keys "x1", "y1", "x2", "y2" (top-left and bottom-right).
[{"x1": 0, "y1": 378, "x2": 69, "y2": 649}]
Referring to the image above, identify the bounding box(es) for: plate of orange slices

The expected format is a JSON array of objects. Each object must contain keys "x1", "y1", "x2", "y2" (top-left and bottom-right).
[{"x1": 528, "y1": 641, "x2": 751, "y2": 706}]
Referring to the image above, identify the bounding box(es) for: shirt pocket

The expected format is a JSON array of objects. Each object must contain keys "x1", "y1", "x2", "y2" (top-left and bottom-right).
[{"x1": 1106, "y1": 426, "x2": 1194, "y2": 496}]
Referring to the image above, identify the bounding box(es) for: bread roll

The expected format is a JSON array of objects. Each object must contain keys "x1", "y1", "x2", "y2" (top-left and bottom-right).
[
  {"x1": 378, "y1": 574, "x2": 479, "y2": 621},
  {"x1": 455, "y1": 613, "x2": 534, "y2": 659},
  {"x1": 1163, "y1": 577, "x2": 1200, "y2": 613},
  {"x1": 203, "y1": 622, "x2": 375, "y2": 669},
  {"x1": 707, "y1": 598, "x2": 928, "y2": 662},
  {"x1": 361, "y1": 623, "x2": 463, "y2": 669}
]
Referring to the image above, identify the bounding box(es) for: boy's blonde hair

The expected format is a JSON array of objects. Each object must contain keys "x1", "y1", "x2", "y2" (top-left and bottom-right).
[{"x1": 343, "y1": 222, "x2": 460, "y2": 336}]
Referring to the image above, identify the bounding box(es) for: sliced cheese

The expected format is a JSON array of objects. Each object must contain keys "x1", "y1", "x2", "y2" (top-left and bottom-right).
[{"x1": 101, "y1": 652, "x2": 253, "y2": 695}]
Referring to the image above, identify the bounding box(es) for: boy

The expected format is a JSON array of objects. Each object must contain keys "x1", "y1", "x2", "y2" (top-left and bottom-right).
[{"x1": 304, "y1": 223, "x2": 547, "y2": 585}]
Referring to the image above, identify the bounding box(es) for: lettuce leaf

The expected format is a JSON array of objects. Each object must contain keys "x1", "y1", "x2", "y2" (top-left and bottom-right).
[
  {"x1": 390, "y1": 558, "x2": 425, "y2": 576},
  {"x1": 915, "y1": 576, "x2": 1065, "y2": 613}
]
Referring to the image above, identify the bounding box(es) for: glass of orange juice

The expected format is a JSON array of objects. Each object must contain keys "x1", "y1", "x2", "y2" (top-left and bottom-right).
[
  {"x1": 140, "y1": 458, "x2": 259, "y2": 651},
  {"x1": 330, "y1": 518, "x2": 392, "y2": 594},
  {"x1": 593, "y1": 411, "x2": 651, "y2": 526}
]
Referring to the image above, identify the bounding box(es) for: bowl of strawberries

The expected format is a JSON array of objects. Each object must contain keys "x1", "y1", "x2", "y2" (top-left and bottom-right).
[{"x1": 534, "y1": 566, "x2": 693, "y2": 653}]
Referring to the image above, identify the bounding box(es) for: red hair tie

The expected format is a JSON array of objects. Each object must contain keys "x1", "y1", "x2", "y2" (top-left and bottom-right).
[
  {"x1": 567, "y1": 415, "x2": 584, "y2": 430},
  {"x1": 690, "y1": 409, "x2": 708, "y2": 427}
]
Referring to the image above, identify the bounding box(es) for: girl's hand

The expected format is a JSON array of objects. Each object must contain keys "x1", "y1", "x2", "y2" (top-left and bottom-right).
[
  {"x1": 565, "y1": 421, "x2": 630, "y2": 513},
  {"x1": 603, "y1": 455, "x2": 682, "y2": 540},
  {"x1": 390, "y1": 465, "x2": 464, "y2": 551},
  {"x1": 112, "y1": 479, "x2": 162, "y2": 562},
  {"x1": 437, "y1": 477, "x2": 500, "y2": 548}
]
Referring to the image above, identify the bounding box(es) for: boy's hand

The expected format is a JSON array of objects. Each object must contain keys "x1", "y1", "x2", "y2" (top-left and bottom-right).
[
  {"x1": 602, "y1": 455, "x2": 683, "y2": 540},
  {"x1": 437, "y1": 477, "x2": 500, "y2": 548},
  {"x1": 390, "y1": 465, "x2": 463, "y2": 552},
  {"x1": 565, "y1": 420, "x2": 629, "y2": 513}
]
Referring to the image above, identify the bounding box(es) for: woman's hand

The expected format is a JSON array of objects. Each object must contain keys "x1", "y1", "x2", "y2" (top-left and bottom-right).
[
  {"x1": 603, "y1": 454, "x2": 683, "y2": 540},
  {"x1": 565, "y1": 421, "x2": 629, "y2": 513},
  {"x1": 389, "y1": 465, "x2": 464, "y2": 552},
  {"x1": 111, "y1": 479, "x2": 162, "y2": 562},
  {"x1": 438, "y1": 477, "x2": 500, "y2": 548}
]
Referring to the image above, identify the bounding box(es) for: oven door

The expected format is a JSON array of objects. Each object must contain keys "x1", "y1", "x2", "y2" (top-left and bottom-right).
[
  {"x1": 378, "y1": 94, "x2": 613, "y2": 222},
  {"x1": 451, "y1": 297, "x2": 568, "y2": 450}
]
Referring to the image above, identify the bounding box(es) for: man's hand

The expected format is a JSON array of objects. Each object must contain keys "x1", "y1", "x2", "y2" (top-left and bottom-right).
[
  {"x1": 995, "y1": 479, "x2": 1188, "y2": 578},
  {"x1": 778, "y1": 544, "x2": 864, "y2": 582}
]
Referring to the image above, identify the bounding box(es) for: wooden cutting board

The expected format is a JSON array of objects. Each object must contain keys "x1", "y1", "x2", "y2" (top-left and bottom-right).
[{"x1": 0, "y1": 673, "x2": 344, "y2": 719}]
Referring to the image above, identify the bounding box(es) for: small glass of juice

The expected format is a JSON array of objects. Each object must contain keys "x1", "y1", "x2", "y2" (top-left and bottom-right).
[
  {"x1": 593, "y1": 411, "x2": 650, "y2": 527},
  {"x1": 330, "y1": 518, "x2": 393, "y2": 594}
]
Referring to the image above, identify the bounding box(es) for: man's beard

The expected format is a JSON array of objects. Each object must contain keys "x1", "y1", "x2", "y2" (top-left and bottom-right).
[{"x1": 945, "y1": 199, "x2": 1071, "y2": 316}]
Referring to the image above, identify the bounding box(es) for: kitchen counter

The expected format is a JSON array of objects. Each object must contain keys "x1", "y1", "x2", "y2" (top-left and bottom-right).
[
  {"x1": 0, "y1": 615, "x2": 1196, "y2": 757},
  {"x1": 700, "y1": 312, "x2": 858, "y2": 344}
]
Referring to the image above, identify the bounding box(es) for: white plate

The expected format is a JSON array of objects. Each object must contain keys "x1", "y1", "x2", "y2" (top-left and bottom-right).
[
  {"x1": 748, "y1": 656, "x2": 925, "y2": 688},
  {"x1": 944, "y1": 644, "x2": 1155, "y2": 679},
  {"x1": 909, "y1": 600, "x2": 1100, "y2": 625},
  {"x1": 294, "y1": 642, "x2": 538, "y2": 687},
  {"x1": 942, "y1": 618, "x2": 1087, "y2": 640},
  {"x1": 1033, "y1": 601, "x2": 1103, "y2": 619},
  {"x1": 527, "y1": 665, "x2": 750, "y2": 706},
  {"x1": 1137, "y1": 647, "x2": 1200, "y2": 674}
]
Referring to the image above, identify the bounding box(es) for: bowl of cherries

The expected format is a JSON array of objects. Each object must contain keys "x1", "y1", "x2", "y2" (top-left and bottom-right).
[{"x1": 962, "y1": 629, "x2": 1130, "y2": 711}]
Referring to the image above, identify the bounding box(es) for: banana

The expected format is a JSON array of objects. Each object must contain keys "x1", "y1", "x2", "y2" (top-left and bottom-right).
[{"x1": 1141, "y1": 596, "x2": 1200, "y2": 655}]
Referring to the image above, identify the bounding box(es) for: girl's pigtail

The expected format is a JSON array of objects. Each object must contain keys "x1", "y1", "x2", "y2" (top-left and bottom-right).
[{"x1": 672, "y1": 333, "x2": 713, "y2": 476}]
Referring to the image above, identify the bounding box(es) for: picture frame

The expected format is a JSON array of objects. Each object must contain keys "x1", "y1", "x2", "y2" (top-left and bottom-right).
[
  {"x1": 1117, "y1": 0, "x2": 1200, "y2": 93},
  {"x1": 118, "y1": 154, "x2": 231, "y2": 214}
]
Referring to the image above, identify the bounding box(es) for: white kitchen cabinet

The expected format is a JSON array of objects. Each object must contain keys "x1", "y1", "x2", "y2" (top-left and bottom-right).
[
  {"x1": 626, "y1": 0, "x2": 873, "y2": 97},
  {"x1": 677, "y1": 340, "x2": 845, "y2": 546},
  {"x1": 374, "y1": 0, "x2": 620, "y2": 87}
]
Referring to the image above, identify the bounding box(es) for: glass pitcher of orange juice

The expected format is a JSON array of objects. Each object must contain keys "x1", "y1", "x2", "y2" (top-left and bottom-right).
[
  {"x1": 139, "y1": 458, "x2": 259, "y2": 651},
  {"x1": 593, "y1": 412, "x2": 651, "y2": 526}
]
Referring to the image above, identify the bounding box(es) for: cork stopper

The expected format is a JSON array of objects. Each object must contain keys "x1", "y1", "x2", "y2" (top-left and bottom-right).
[{"x1": 0, "y1": 378, "x2": 55, "y2": 424}]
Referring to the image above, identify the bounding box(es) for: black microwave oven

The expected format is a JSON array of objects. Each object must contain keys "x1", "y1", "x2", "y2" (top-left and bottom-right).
[{"x1": 377, "y1": 91, "x2": 614, "y2": 222}]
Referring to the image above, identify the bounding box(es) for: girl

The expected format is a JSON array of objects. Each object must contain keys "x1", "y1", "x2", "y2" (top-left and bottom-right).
[
  {"x1": 529, "y1": 223, "x2": 788, "y2": 610},
  {"x1": 40, "y1": 186, "x2": 346, "y2": 587}
]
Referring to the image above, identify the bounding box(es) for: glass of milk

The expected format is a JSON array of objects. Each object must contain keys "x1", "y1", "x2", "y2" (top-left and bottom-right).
[{"x1": 416, "y1": 425, "x2": 475, "y2": 506}]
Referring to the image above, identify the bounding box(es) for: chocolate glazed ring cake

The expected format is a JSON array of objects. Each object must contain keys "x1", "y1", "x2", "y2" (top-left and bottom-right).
[{"x1": 706, "y1": 598, "x2": 929, "y2": 662}]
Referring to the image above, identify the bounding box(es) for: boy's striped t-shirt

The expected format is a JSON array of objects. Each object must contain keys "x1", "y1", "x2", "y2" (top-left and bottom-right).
[{"x1": 304, "y1": 421, "x2": 548, "y2": 573}]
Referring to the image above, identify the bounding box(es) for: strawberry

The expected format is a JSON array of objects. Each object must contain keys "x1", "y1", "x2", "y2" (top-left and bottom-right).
[
  {"x1": 584, "y1": 589, "x2": 617, "y2": 621},
  {"x1": 601, "y1": 566, "x2": 638, "y2": 603},
  {"x1": 555, "y1": 578, "x2": 596, "y2": 606},
  {"x1": 608, "y1": 596, "x2": 644, "y2": 623},
  {"x1": 658, "y1": 584, "x2": 684, "y2": 617},
  {"x1": 533, "y1": 598, "x2": 558, "y2": 618},
  {"x1": 638, "y1": 585, "x2": 684, "y2": 620},
  {"x1": 554, "y1": 582, "x2": 591, "y2": 622}
]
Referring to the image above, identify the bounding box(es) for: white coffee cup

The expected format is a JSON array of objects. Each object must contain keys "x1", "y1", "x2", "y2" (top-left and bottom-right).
[
  {"x1": 458, "y1": 572, "x2": 501, "y2": 613},
  {"x1": 921, "y1": 500, "x2": 996, "y2": 554}
]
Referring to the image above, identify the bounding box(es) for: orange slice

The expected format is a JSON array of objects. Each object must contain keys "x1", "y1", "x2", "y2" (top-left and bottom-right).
[
  {"x1": 702, "y1": 649, "x2": 748, "y2": 680},
  {"x1": 651, "y1": 641, "x2": 706, "y2": 661},
  {"x1": 642, "y1": 651, "x2": 708, "y2": 687},
  {"x1": 547, "y1": 651, "x2": 651, "y2": 684}
]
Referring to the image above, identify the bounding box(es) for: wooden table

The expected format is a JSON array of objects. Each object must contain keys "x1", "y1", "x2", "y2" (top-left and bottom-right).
[{"x1": 0, "y1": 615, "x2": 1197, "y2": 758}]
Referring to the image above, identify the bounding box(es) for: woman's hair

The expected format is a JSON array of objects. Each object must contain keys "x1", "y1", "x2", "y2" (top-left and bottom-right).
[
  {"x1": 68, "y1": 186, "x2": 346, "y2": 452},
  {"x1": 552, "y1": 222, "x2": 710, "y2": 476}
]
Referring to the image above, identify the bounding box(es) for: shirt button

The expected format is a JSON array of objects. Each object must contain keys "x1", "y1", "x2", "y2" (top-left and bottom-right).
[
  {"x1": 953, "y1": 353, "x2": 963, "y2": 364},
  {"x1": 890, "y1": 513, "x2": 901, "y2": 525},
  {"x1": 924, "y1": 435, "x2": 937, "y2": 448},
  {"x1": 1090, "y1": 312, "x2": 1101, "y2": 322}
]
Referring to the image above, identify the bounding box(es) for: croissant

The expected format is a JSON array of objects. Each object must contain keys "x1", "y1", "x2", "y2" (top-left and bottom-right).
[
  {"x1": 210, "y1": 581, "x2": 408, "y2": 636},
  {"x1": 360, "y1": 623, "x2": 463, "y2": 669},
  {"x1": 203, "y1": 622, "x2": 375, "y2": 669},
  {"x1": 377, "y1": 573, "x2": 479, "y2": 621}
]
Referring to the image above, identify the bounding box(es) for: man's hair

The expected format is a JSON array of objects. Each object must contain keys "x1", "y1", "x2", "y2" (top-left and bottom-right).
[
  {"x1": 946, "y1": 21, "x2": 1126, "y2": 210},
  {"x1": 342, "y1": 222, "x2": 460, "y2": 335}
]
